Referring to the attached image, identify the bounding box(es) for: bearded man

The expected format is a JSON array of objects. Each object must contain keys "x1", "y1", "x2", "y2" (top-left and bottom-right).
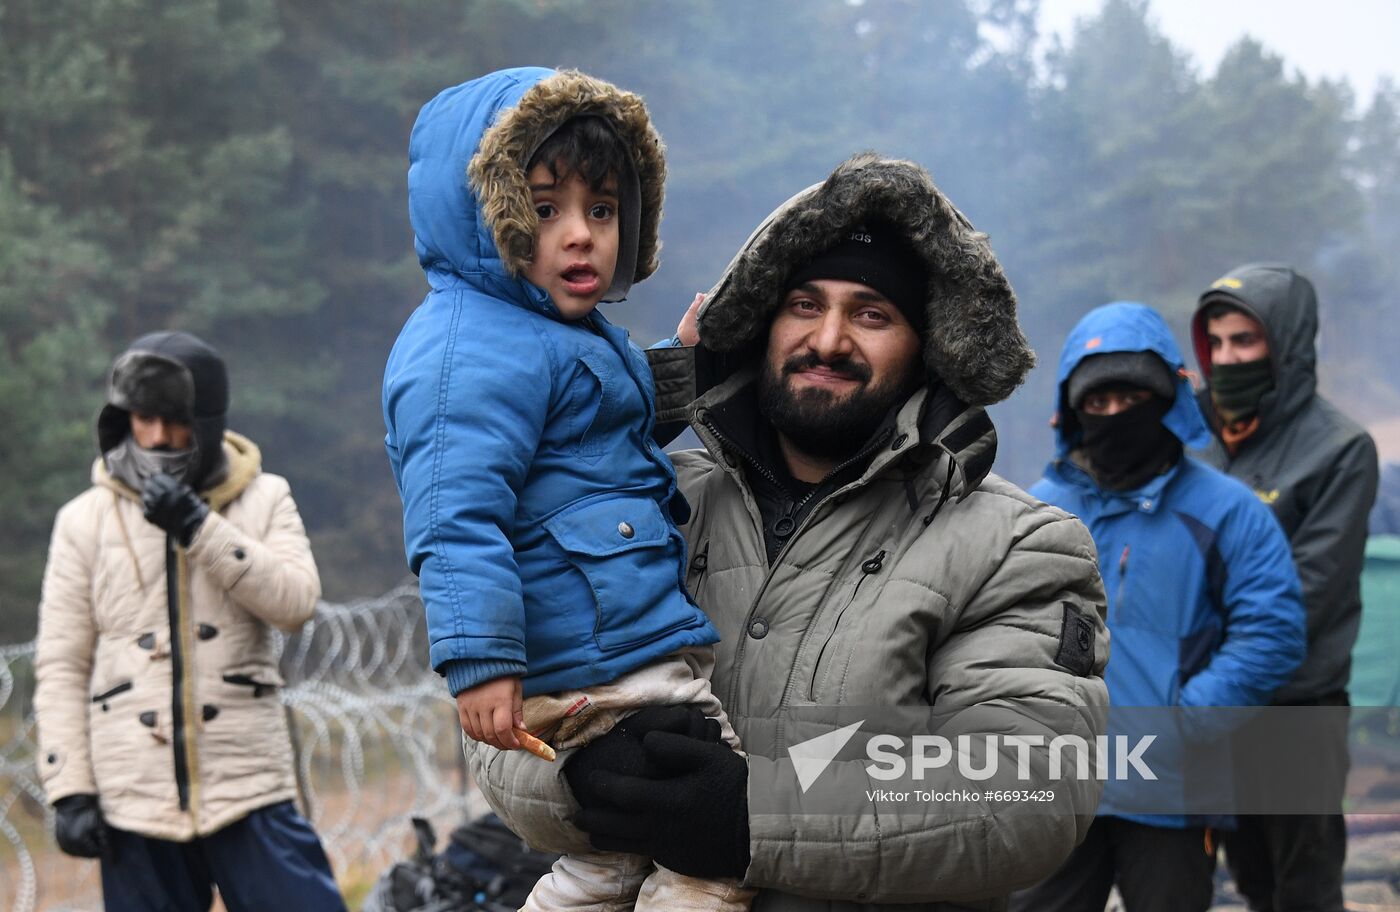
[{"x1": 467, "y1": 153, "x2": 1111, "y2": 910}]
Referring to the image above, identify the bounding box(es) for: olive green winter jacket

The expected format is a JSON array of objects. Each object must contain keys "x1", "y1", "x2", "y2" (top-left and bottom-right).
[{"x1": 467, "y1": 154, "x2": 1111, "y2": 910}]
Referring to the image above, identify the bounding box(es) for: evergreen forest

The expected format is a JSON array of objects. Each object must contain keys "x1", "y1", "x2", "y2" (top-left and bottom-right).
[{"x1": 3, "y1": 0, "x2": 1397, "y2": 639}]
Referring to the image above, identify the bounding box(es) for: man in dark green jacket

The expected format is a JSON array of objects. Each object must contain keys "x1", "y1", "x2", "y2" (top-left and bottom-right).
[{"x1": 1191, "y1": 262, "x2": 1379, "y2": 912}]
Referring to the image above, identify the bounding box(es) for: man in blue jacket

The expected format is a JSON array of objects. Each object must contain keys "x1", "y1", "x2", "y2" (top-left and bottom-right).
[{"x1": 1012, "y1": 302, "x2": 1306, "y2": 912}]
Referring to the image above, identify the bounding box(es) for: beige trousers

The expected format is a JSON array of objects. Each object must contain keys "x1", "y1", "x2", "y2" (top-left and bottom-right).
[{"x1": 516, "y1": 648, "x2": 754, "y2": 911}]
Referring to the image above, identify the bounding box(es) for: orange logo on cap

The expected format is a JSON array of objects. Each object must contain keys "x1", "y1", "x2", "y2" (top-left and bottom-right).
[{"x1": 1085, "y1": 337, "x2": 1103, "y2": 350}]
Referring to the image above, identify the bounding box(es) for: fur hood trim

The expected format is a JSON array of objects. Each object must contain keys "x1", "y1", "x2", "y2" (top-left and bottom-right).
[
  {"x1": 695, "y1": 152, "x2": 1034, "y2": 406},
  {"x1": 468, "y1": 69, "x2": 666, "y2": 288}
]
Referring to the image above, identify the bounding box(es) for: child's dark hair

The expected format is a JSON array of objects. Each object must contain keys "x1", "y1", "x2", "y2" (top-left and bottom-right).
[{"x1": 527, "y1": 116, "x2": 630, "y2": 191}]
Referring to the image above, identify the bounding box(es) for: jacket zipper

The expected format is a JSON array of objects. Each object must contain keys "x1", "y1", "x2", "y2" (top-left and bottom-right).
[
  {"x1": 701, "y1": 416, "x2": 786, "y2": 492},
  {"x1": 809, "y1": 550, "x2": 886, "y2": 698},
  {"x1": 165, "y1": 535, "x2": 191, "y2": 812},
  {"x1": 178, "y1": 547, "x2": 201, "y2": 820},
  {"x1": 1115, "y1": 544, "x2": 1130, "y2": 622},
  {"x1": 699, "y1": 415, "x2": 897, "y2": 703},
  {"x1": 699, "y1": 416, "x2": 890, "y2": 563}
]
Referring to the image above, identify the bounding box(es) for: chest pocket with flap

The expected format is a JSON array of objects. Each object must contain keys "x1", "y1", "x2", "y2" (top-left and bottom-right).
[{"x1": 543, "y1": 494, "x2": 686, "y2": 654}]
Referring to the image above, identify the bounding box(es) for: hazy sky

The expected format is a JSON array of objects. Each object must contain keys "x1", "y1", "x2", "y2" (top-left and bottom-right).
[{"x1": 1038, "y1": 0, "x2": 1399, "y2": 104}]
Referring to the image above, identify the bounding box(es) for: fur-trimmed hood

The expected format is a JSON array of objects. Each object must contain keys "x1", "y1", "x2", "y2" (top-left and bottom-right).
[
  {"x1": 695, "y1": 152, "x2": 1034, "y2": 406},
  {"x1": 408, "y1": 67, "x2": 665, "y2": 308}
]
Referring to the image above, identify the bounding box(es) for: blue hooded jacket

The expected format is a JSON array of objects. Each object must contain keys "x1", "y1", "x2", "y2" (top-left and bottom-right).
[
  {"x1": 382, "y1": 68, "x2": 717, "y2": 698},
  {"x1": 1032, "y1": 302, "x2": 1305, "y2": 826}
]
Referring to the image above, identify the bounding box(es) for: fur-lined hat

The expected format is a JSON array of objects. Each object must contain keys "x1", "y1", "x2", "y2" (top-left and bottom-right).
[
  {"x1": 695, "y1": 152, "x2": 1034, "y2": 407},
  {"x1": 97, "y1": 331, "x2": 230, "y2": 486}
]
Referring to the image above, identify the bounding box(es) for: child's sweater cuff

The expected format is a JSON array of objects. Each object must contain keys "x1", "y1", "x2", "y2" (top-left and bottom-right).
[{"x1": 442, "y1": 658, "x2": 528, "y2": 696}]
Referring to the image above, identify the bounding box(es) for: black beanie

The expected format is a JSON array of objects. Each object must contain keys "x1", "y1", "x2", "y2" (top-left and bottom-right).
[
  {"x1": 785, "y1": 222, "x2": 928, "y2": 332},
  {"x1": 1065, "y1": 351, "x2": 1176, "y2": 410}
]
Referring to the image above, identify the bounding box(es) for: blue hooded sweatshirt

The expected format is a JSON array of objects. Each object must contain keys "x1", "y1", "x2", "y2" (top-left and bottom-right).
[
  {"x1": 1032, "y1": 302, "x2": 1305, "y2": 827},
  {"x1": 382, "y1": 68, "x2": 718, "y2": 698}
]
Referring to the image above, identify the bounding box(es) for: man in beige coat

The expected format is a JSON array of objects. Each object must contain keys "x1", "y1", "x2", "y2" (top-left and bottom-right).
[
  {"x1": 466, "y1": 153, "x2": 1111, "y2": 910},
  {"x1": 34, "y1": 331, "x2": 345, "y2": 911}
]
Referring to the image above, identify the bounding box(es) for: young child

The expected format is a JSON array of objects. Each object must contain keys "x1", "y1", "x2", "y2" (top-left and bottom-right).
[{"x1": 382, "y1": 67, "x2": 753, "y2": 910}]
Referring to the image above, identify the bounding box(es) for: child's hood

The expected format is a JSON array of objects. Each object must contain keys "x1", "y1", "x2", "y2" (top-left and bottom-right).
[{"x1": 408, "y1": 67, "x2": 666, "y2": 304}]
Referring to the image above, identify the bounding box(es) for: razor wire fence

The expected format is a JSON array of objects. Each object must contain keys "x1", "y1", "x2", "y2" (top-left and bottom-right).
[{"x1": 0, "y1": 584, "x2": 476, "y2": 912}]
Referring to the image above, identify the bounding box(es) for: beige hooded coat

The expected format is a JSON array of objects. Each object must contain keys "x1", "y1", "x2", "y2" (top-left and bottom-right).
[{"x1": 34, "y1": 431, "x2": 320, "y2": 840}]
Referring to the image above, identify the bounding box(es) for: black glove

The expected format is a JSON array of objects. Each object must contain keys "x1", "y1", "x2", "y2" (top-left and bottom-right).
[
  {"x1": 53, "y1": 794, "x2": 108, "y2": 858},
  {"x1": 564, "y1": 704, "x2": 721, "y2": 813},
  {"x1": 142, "y1": 473, "x2": 209, "y2": 546},
  {"x1": 575, "y1": 729, "x2": 750, "y2": 880}
]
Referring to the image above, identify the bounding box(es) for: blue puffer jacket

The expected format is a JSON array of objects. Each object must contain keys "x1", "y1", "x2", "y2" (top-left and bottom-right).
[
  {"x1": 1032, "y1": 302, "x2": 1305, "y2": 827},
  {"x1": 382, "y1": 68, "x2": 718, "y2": 698}
]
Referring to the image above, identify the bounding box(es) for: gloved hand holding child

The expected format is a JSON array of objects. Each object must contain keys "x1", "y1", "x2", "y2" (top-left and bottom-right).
[{"x1": 566, "y1": 703, "x2": 750, "y2": 880}]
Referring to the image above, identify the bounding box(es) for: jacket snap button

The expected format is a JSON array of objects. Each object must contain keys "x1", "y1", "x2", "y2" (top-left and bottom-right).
[
  {"x1": 618, "y1": 522, "x2": 635, "y2": 539},
  {"x1": 1140, "y1": 500, "x2": 1152, "y2": 510},
  {"x1": 197, "y1": 624, "x2": 218, "y2": 641},
  {"x1": 773, "y1": 517, "x2": 795, "y2": 537},
  {"x1": 892, "y1": 433, "x2": 908, "y2": 449},
  {"x1": 233, "y1": 548, "x2": 246, "y2": 560},
  {"x1": 748, "y1": 618, "x2": 769, "y2": 639}
]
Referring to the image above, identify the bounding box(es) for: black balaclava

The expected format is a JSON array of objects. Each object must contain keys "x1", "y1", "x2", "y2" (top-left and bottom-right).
[
  {"x1": 1075, "y1": 395, "x2": 1178, "y2": 491},
  {"x1": 1209, "y1": 358, "x2": 1274, "y2": 425},
  {"x1": 1066, "y1": 351, "x2": 1179, "y2": 491},
  {"x1": 98, "y1": 331, "x2": 229, "y2": 490}
]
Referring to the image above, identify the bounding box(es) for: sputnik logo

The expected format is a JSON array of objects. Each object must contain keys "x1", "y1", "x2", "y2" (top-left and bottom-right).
[{"x1": 788, "y1": 720, "x2": 864, "y2": 793}]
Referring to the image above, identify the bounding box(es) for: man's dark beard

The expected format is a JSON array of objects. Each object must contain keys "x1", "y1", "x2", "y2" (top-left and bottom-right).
[{"x1": 758, "y1": 352, "x2": 922, "y2": 462}]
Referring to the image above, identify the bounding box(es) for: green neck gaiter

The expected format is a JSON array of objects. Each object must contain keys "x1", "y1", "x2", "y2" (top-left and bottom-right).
[{"x1": 1210, "y1": 358, "x2": 1274, "y2": 424}]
